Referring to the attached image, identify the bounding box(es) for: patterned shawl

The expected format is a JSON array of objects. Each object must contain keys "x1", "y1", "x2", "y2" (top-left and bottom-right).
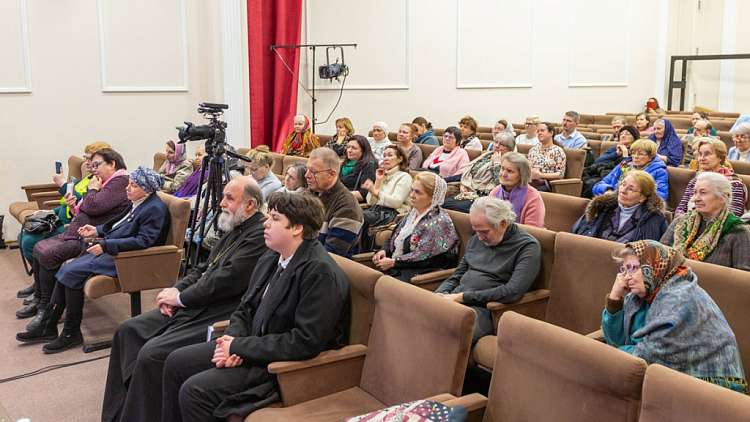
[
  {"x1": 281, "y1": 115, "x2": 319, "y2": 156},
  {"x1": 671, "y1": 206, "x2": 744, "y2": 262}
]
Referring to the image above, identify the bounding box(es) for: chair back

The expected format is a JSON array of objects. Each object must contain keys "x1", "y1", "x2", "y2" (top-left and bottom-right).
[
  {"x1": 666, "y1": 166, "x2": 696, "y2": 210},
  {"x1": 330, "y1": 254, "x2": 381, "y2": 346},
  {"x1": 485, "y1": 312, "x2": 646, "y2": 422},
  {"x1": 518, "y1": 224, "x2": 556, "y2": 292},
  {"x1": 445, "y1": 209, "x2": 473, "y2": 258},
  {"x1": 155, "y1": 192, "x2": 192, "y2": 248},
  {"x1": 282, "y1": 155, "x2": 308, "y2": 176},
  {"x1": 68, "y1": 155, "x2": 84, "y2": 180},
  {"x1": 153, "y1": 152, "x2": 166, "y2": 172},
  {"x1": 517, "y1": 144, "x2": 533, "y2": 155},
  {"x1": 360, "y1": 277, "x2": 475, "y2": 405},
  {"x1": 563, "y1": 148, "x2": 586, "y2": 179},
  {"x1": 729, "y1": 160, "x2": 750, "y2": 176},
  {"x1": 539, "y1": 191, "x2": 589, "y2": 233}
]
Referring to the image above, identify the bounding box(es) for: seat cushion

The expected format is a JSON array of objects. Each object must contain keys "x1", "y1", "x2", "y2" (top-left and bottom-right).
[
  {"x1": 246, "y1": 387, "x2": 385, "y2": 422},
  {"x1": 83, "y1": 275, "x2": 120, "y2": 299},
  {"x1": 10, "y1": 201, "x2": 38, "y2": 223},
  {"x1": 472, "y1": 335, "x2": 497, "y2": 370}
]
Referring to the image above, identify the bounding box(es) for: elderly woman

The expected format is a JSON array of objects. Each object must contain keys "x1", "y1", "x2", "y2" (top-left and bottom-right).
[
  {"x1": 635, "y1": 112, "x2": 654, "y2": 137},
  {"x1": 488, "y1": 152, "x2": 545, "y2": 227},
  {"x1": 675, "y1": 138, "x2": 746, "y2": 218},
  {"x1": 341, "y1": 135, "x2": 377, "y2": 202},
  {"x1": 515, "y1": 116, "x2": 540, "y2": 146},
  {"x1": 603, "y1": 240, "x2": 747, "y2": 392},
  {"x1": 368, "y1": 121, "x2": 392, "y2": 161},
  {"x1": 16, "y1": 148, "x2": 131, "y2": 321},
  {"x1": 396, "y1": 122, "x2": 423, "y2": 170},
  {"x1": 17, "y1": 167, "x2": 171, "y2": 353},
  {"x1": 593, "y1": 139, "x2": 669, "y2": 201},
  {"x1": 649, "y1": 119, "x2": 683, "y2": 167},
  {"x1": 159, "y1": 140, "x2": 193, "y2": 193},
  {"x1": 527, "y1": 122, "x2": 566, "y2": 192},
  {"x1": 662, "y1": 172, "x2": 750, "y2": 270},
  {"x1": 574, "y1": 170, "x2": 668, "y2": 242},
  {"x1": 727, "y1": 122, "x2": 750, "y2": 162},
  {"x1": 372, "y1": 172, "x2": 459, "y2": 282},
  {"x1": 245, "y1": 147, "x2": 282, "y2": 200},
  {"x1": 281, "y1": 114, "x2": 319, "y2": 157},
  {"x1": 276, "y1": 163, "x2": 307, "y2": 193},
  {"x1": 360, "y1": 145, "x2": 413, "y2": 251},
  {"x1": 443, "y1": 132, "x2": 515, "y2": 213},
  {"x1": 422, "y1": 126, "x2": 471, "y2": 179},
  {"x1": 412, "y1": 116, "x2": 439, "y2": 146},
  {"x1": 458, "y1": 115, "x2": 482, "y2": 150},
  {"x1": 324, "y1": 117, "x2": 354, "y2": 157}
]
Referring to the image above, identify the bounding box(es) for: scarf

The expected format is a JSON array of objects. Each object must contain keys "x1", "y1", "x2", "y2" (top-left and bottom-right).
[
  {"x1": 174, "y1": 166, "x2": 206, "y2": 198},
  {"x1": 164, "y1": 143, "x2": 187, "y2": 175},
  {"x1": 648, "y1": 119, "x2": 680, "y2": 151},
  {"x1": 672, "y1": 207, "x2": 744, "y2": 262},
  {"x1": 393, "y1": 173, "x2": 447, "y2": 259},
  {"x1": 462, "y1": 152, "x2": 501, "y2": 191},
  {"x1": 625, "y1": 240, "x2": 688, "y2": 304},
  {"x1": 282, "y1": 115, "x2": 317, "y2": 156},
  {"x1": 341, "y1": 160, "x2": 356, "y2": 177},
  {"x1": 494, "y1": 185, "x2": 528, "y2": 223}
]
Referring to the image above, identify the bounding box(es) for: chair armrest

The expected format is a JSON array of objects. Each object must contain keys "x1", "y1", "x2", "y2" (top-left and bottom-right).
[
  {"x1": 586, "y1": 329, "x2": 605, "y2": 342},
  {"x1": 410, "y1": 268, "x2": 456, "y2": 291},
  {"x1": 269, "y1": 344, "x2": 368, "y2": 406},
  {"x1": 351, "y1": 252, "x2": 375, "y2": 265},
  {"x1": 30, "y1": 191, "x2": 62, "y2": 208},
  {"x1": 212, "y1": 320, "x2": 230, "y2": 336},
  {"x1": 114, "y1": 245, "x2": 182, "y2": 293},
  {"x1": 446, "y1": 182, "x2": 461, "y2": 198},
  {"x1": 487, "y1": 289, "x2": 551, "y2": 327},
  {"x1": 21, "y1": 183, "x2": 58, "y2": 198},
  {"x1": 549, "y1": 179, "x2": 582, "y2": 197},
  {"x1": 440, "y1": 393, "x2": 488, "y2": 422},
  {"x1": 114, "y1": 245, "x2": 179, "y2": 259}
]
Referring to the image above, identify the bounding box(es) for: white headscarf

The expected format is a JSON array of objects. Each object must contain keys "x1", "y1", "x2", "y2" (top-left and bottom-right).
[
  {"x1": 372, "y1": 121, "x2": 389, "y2": 137},
  {"x1": 393, "y1": 173, "x2": 448, "y2": 258}
]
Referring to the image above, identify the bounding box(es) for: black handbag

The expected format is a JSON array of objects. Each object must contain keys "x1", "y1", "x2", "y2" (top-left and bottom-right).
[{"x1": 22, "y1": 211, "x2": 61, "y2": 234}]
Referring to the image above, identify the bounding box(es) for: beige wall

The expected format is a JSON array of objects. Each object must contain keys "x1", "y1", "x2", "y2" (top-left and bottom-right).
[{"x1": 0, "y1": 0, "x2": 229, "y2": 238}]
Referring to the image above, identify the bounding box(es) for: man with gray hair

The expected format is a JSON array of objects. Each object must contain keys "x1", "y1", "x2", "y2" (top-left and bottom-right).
[
  {"x1": 436, "y1": 196, "x2": 541, "y2": 343},
  {"x1": 555, "y1": 110, "x2": 587, "y2": 149},
  {"x1": 102, "y1": 176, "x2": 269, "y2": 422}
]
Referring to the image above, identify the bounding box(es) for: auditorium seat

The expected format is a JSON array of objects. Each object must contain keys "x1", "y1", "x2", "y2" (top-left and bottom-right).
[
  {"x1": 549, "y1": 148, "x2": 586, "y2": 196},
  {"x1": 538, "y1": 191, "x2": 589, "y2": 232},
  {"x1": 666, "y1": 166, "x2": 695, "y2": 210},
  {"x1": 639, "y1": 364, "x2": 750, "y2": 422},
  {"x1": 281, "y1": 155, "x2": 308, "y2": 175},
  {"x1": 244, "y1": 276, "x2": 475, "y2": 422},
  {"x1": 316, "y1": 134, "x2": 331, "y2": 145},
  {"x1": 153, "y1": 152, "x2": 166, "y2": 171},
  {"x1": 329, "y1": 255, "x2": 382, "y2": 346}
]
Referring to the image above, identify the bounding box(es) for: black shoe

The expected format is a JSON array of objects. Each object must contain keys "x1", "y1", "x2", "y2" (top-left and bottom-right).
[
  {"x1": 25, "y1": 306, "x2": 48, "y2": 332},
  {"x1": 42, "y1": 331, "x2": 83, "y2": 354},
  {"x1": 17, "y1": 304, "x2": 64, "y2": 344},
  {"x1": 17, "y1": 285, "x2": 34, "y2": 298},
  {"x1": 23, "y1": 293, "x2": 37, "y2": 306},
  {"x1": 16, "y1": 303, "x2": 38, "y2": 319}
]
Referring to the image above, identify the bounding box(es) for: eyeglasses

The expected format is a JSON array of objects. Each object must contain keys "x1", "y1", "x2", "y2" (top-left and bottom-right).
[
  {"x1": 90, "y1": 160, "x2": 104, "y2": 169},
  {"x1": 619, "y1": 263, "x2": 640, "y2": 274},
  {"x1": 306, "y1": 168, "x2": 333, "y2": 178}
]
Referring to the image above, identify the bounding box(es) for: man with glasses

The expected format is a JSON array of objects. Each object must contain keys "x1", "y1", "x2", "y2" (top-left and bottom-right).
[
  {"x1": 554, "y1": 110, "x2": 588, "y2": 149},
  {"x1": 515, "y1": 116, "x2": 540, "y2": 146},
  {"x1": 305, "y1": 147, "x2": 363, "y2": 257}
]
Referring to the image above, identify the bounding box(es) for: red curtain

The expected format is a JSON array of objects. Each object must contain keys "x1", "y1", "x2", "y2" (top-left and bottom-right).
[{"x1": 247, "y1": 0, "x2": 303, "y2": 150}]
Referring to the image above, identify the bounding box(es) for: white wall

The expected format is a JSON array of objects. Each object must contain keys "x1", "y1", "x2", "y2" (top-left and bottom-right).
[
  {"x1": 298, "y1": 0, "x2": 667, "y2": 136},
  {"x1": 0, "y1": 0, "x2": 249, "y2": 238}
]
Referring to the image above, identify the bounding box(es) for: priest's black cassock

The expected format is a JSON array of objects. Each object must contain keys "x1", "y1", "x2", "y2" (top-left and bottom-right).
[{"x1": 101, "y1": 212, "x2": 267, "y2": 422}]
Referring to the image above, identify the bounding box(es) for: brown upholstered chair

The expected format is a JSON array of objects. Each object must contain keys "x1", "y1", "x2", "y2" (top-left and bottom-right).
[
  {"x1": 10, "y1": 156, "x2": 86, "y2": 224},
  {"x1": 516, "y1": 144, "x2": 532, "y2": 155},
  {"x1": 244, "y1": 276, "x2": 475, "y2": 421},
  {"x1": 153, "y1": 152, "x2": 166, "y2": 171},
  {"x1": 281, "y1": 155, "x2": 308, "y2": 175},
  {"x1": 416, "y1": 143, "x2": 438, "y2": 161},
  {"x1": 588, "y1": 139, "x2": 604, "y2": 158},
  {"x1": 548, "y1": 148, "x2": 586, "y2": 196},
  {"x1": 316, "y1": 134, "x2": 332, "y2": 145},
  {"x1": 729, "y1": 160, "x2": 750, "y2": 176},
  {"x1": 268, "y1": 152, "x2": 285, "y2": 176},
  {"x1": 478, "y1": 132, "x2": 493, "y2": 141},
  {"x1": 539, "y1": 191, "x2": 589, "y2": 232},
  {"x1": 639, "y1": 364, "x2": 750, "y2": 422},
  {"x1": 666, "y1": 166, "x2": 696, "y2": 210},
  {"x1": 82, "y1": 192, "x2": 191, "y2": 352}
]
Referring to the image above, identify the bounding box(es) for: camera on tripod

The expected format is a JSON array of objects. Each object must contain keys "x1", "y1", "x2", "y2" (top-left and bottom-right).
[{"x1": 176, "y1": 102, "x2": 229, "y2": 149}]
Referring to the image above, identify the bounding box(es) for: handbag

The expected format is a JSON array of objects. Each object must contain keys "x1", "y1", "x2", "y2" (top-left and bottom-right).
[{"x1": 22, "y1": 211, "x2": 61, "y2": 234}]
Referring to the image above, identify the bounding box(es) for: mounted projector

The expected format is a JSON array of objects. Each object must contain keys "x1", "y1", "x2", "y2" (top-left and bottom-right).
[{"x1": 318, "y1": 46, "x2": 349, "y2": 81}]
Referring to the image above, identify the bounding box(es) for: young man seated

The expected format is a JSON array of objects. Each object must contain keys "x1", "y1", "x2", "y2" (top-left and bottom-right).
[
  {"x1": 435, "y1": 196, "x2": 541, "y2": 344},
  {"x1": 160, "y1": 191, "x2": 350, "y2": 422}
]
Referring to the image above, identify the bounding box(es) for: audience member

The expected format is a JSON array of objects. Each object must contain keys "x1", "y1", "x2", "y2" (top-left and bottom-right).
[
  {"x1": 458, "y1": 115, "x2": 483, "y2": 150},
  {"x1": 373, "y1": 172, "x2": 458, "y2": 281},
  {"x1": 727, "y1": 122, "x2": 750, "y2": 162},
  {"x1": 443, "y1": 131, "x2": 514, "y2": 213},
  {"x1": 305, "y1": 147, "x2": 364, "y2": 257},
  {"x1": 360, "y1": 145, "x2": 413, "y2": 250},
  {"x1": 554, "y1": 111, "x2": 587, "y2": 149},
  {"x1": 324, "y1": 117, "x2": 354, "y2": 157},
  {"x1": 573, "y1": 170, "x2": 668, "y2": 242},
  {"x1": 341, "y1": 135, "x2": 377, "y2": 202},
  {"x1": 603, "y1": 240, "x2": 746, "y2": 392},
  {"x1": 687, "y1": 112, "x2": 718, "y2": 136},
  {"x1": 422, "y1": 126, "x2": 470, "y2": 179},
  {"x1": 412, "y1": 116, "x2": 439, "y2": 145},
  {"x1": 396, "y1": 122, "x2": 423, "y2": 169},
  {"x1": 173, "y1": 146, "x2": 207, "y2": 199},
  {"x1": 582, "y1": 126, "x2": 639, "y2": 198},
  {"x1": 593, "y1": 139, "x2": 668, "y2": 200},
  {"x1": 161, "y1": 192, "x2": 349, "y2": 421},
  {"x1": 662, "y1": 172, "x2": 750, "y2": 271},
  {"x1": 280, "y1": 114, "x2": 320, "y2": 157},
  {"x1": 368, "y1": 121, "x2": 392, "y2": 161},
  {"x1": 635, "y1": 112, "x2": 654, "y2": 136},
  {"x1": 644, "y1": 97, "x2": 666, "y2": 115},
  {"x1": 99, "y1": 176, "x2": 267, "y2": 422},
  {"x1": 488, "y1": 152, "x2": 546, "y2": 227},
  {"x1": 276, "y1": 163, "x2": 307, "y2": 193},
  {"x1": 515, "y1": 116, "x2": 540, "y2": 147},
  {"x1": 159, "y1": 140, "x2": 193, "y2": 193},
  {"x1": 675, "y1": 138, "x2": 746, "y2": 218},
  {"x1": 244, "y1": 147, "x2": 282, "y2": 199},
  {"x1": 528, "y1": 122, "x2": 566, "y2": 191},
  {"x1": 602, "y1": 116, "x2": 626, "y2": 142},
  {"x1": 436, "y1": 197, "x2": 541, "y2": 344},
  {"x1": 649, "y1": 119, "x2": 683, "y2": 166}
]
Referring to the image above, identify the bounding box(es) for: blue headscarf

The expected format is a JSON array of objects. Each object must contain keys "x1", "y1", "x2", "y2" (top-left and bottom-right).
[
  {"x1": 649, "y1": 119, "x2": 683, "y2": 166},
  {"x1": 130, "y1": 166, "x2": 163, "y2": 193}
]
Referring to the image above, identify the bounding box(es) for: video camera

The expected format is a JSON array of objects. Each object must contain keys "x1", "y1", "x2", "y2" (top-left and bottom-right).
[{"x1": 176, "y1": 102, "x2": 229, "y2": 150}]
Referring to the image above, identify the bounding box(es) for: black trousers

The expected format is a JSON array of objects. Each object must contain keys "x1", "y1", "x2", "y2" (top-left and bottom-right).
[
  {"x1": 33, "y1": 258, "x2": 58, "y2": 308},
  {"x1": 101, "y1": 309, "x2": 212, "y2": 422},
  {"x1": 162, "y1": 342, "x2": 255, "y2": 422}
]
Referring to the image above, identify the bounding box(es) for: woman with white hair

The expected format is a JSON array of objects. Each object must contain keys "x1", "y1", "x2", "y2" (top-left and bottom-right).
[
  {"x1": 727, "y1": 122, "x2": 750, "y2": 162},
  {"x1": 488, "y1": 152, "x2": 546, "y2": 227},
  {"x1": 661, "y1": 171, "x2": 750, "y2": 271},
  {"x1": 368, "y1": 121, "x2": 392, "y2": 161}
]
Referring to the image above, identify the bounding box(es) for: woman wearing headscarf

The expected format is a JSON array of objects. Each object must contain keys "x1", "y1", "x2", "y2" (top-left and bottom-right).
[
  {"x1": 372, "y1": 172, "x2": 459, "y2": 282},
  {"x1": 488, "y1": 152, "x2": 546, "y2": 227},
  {"x1": 368, "y1": 121, "x2": 392, "y2": 161},
  {"x1": 422, "y1": 126, "x2": 471, "y2": 179},
  {"x1": 17, "y1": 167, "x2": 171, "y2": 353},
  {"x1": 159, "y1": 140, "x2": 194, "y2": 193},
  {"x1": 649, "y1": 119, "x2": 683, "y2": 167},
  {"x1": 280, "y1": 114, "x2": 320, "y2": 157},
  {"x1": 603, "y1": 240, "x2": 746, "y2": 393},
  {"x1": 675, "y1": 138, "x2": 746, "y2": 218},
  {"x1": 573, "y1": 170, "x2": 668, "y2": 242},
  {"x1": 662, "y1": 172, "x2": 750, "y2": 271},
  {"x1": 593, "y1": 139, "x2": 669, "y2": 201}
]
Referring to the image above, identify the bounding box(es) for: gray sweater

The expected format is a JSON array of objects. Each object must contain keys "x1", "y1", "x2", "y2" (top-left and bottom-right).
[{"x1": 436, "y1": 224, "x2": 541, "y2": 305}]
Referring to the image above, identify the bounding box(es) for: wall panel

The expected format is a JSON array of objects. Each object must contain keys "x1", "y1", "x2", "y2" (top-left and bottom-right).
[{"x1": 0, "y1": 0, "x2": 31, "y2": 93}]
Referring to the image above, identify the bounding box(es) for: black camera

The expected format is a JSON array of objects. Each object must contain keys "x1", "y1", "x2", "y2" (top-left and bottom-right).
[{"x1": 176, "y1": 102, "x2": 229, "y2": 145}]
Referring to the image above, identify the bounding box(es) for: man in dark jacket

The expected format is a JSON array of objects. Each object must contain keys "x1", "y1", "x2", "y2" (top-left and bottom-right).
[
  {"x1": 436, "y1": 196, "x2": 541, "y2": 344},
  {"x1": 100, "y1": 176, "x2": 268, "y2": 422},
  {"x1": 160, "y1": 192, "x2": 350, "y2": 422}
]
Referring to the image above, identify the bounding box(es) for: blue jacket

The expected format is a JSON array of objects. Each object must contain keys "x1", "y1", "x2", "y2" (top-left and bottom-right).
[
  {"x1": 96, "y1": 192, "x2": 170, "y2": 255},
  {"x1": 415, "y1": 129, "x2": 439, "y2": 146},
  {"x1": 594, "y1": 146, "x2": 624, "y2": 165},
  {"x1": 592, "y1": 157, "x2": 669, "y2": 200}
]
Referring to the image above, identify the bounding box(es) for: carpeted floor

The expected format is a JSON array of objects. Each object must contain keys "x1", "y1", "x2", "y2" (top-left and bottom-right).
[{"x1": 0, "y1": 248, "x2": 158, "y2": 422}]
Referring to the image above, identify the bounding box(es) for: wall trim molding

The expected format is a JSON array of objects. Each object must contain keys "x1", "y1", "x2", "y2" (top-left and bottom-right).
[
  {"x1": 0, "y1": 0, "x2": 32, "y2": 93},
  {"x1": 718, "y1": 0, "x2": 736, "y2": 111},
  {"x1": 97, "y1": 0, "x2": 190, "y2": 92}
]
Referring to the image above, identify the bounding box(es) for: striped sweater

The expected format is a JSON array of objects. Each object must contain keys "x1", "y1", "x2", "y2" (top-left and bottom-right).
[{"x1": 315, "y1": 180, "x2": 364, "y2": 257}]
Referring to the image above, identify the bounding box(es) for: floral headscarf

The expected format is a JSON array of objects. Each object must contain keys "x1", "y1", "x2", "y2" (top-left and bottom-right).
[{"x1": 625, "y1": 240, "x2": 689, "y2": 303}]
